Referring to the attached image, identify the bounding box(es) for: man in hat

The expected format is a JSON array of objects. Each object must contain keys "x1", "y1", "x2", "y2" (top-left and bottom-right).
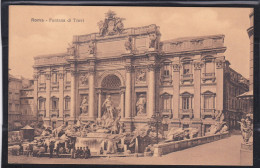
[{"x1": 49, "y1": 141, "x2": 55, "y2": 158}]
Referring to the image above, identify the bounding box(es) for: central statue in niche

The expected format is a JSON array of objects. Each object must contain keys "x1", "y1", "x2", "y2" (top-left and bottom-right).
[
  {"x1": 102, "y1": 95, "x2": 114, "y2": 119},
  {"x1": 99, "y1": 95, "x2": 120, "y2": 129}
]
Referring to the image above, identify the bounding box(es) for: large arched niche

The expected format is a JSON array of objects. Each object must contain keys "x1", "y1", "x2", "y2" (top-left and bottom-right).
[
  {"x1": 98, "y1": 70, "x2": 125, "y2": 88},
  {"x1": 101, "y1": 75, "x2": 121, "y2": 89}
]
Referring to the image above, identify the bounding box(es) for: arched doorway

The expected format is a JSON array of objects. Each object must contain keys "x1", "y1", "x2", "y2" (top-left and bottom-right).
[{"x1": 100, "y1": 74, "x2": 122, "y2": 117}]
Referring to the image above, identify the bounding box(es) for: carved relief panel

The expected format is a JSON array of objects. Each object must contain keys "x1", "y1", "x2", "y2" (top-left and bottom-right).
[
  {"x1": 79, "y1": 72, "x2": 89, "y2": 87},
  {"x1": 135, "y1": 68, "x2": 147, "y2": 84}
]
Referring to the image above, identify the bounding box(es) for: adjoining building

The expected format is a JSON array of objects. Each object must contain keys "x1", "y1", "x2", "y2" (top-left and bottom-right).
[
  {"x1": 32, "y1": 11, "x2": 249, "y2": 136},
  {"x1": 20, "y1": 79, "x2": 37, "y2": 124},
  {"x1": 8, "y1": 73, "x2": 22, "y2": 131},
  {"x1": 8, "y1": 72, "x2": 36, "y2": 130},
  {"x1": 237, "y1": 9, "x2": 254, "y2": 115}
]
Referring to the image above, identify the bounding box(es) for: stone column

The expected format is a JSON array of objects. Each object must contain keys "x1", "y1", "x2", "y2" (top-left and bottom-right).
[
  {"x1": 45, "y1": 72, "x2": 51, "y2": 118},
  {"x1": 172, "y1": 63, "x2": 180, "y2": 119},
  {"x1": 97, "y1": 90, "x2": 102, "y2": 119},
  {"x1": 147, "y1": 64, "x2": 156, "y2": 118},
  {"x1": 120, "y1": 90, "x2": 125, "y2": 118},
  {"x1": 216, "y1": 59, "x2": 224, "y2": 112},
  {"x1": 70, "y1": 69, "x2": 76, "y2": 119},
  {"x1": 194, "y1": 62, "x2": 202, "y2": 119},
  {"x1": 125, "y1": 66, "x2": 132, "y2": 119},
  {"x1": 33, "y1": 73, "x2": 38, "y2": 119},
  {"x1": 58, "y1": 72, "x2": 64, "y2": 119},
  {"x1": 88, "y1": 61, "x2": 96, "y2": 119}
]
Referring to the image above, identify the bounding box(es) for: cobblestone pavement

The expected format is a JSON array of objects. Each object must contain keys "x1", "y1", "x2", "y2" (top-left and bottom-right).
[{"x1": 8, "y1": 135, "x2": 243, "y2": 165}]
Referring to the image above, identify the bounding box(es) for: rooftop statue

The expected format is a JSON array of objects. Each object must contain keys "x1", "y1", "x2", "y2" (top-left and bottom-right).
[{"x1": 97, "y1": 10, "x2": 125, "y2": 36}]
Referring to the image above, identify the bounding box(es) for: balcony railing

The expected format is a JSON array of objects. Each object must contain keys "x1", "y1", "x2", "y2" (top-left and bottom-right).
[
  {"x1": 38, "y1": 110, "x2": 46, "y2": 117},
  {"x1": 161, "y1": 109, "x2": 172, "y2": 118},
  {"x1": 50, "y1": 110, "x2": 59, "y2": 117},
  {"x1": 179, "y1": 109, "x2": 193, "y2": 119},
  {"x1": 202, "y1": 73, "x2": 216, "y2": 83},
  {"x1": 181, "y1": 74, "x2": 193, "y2": 84},
  {"x1": 64, "y1": 110, "x2": 70, "y2": 117},
  {"x1": 201, "y1": 109, "x2": 216, "y2": 119}
]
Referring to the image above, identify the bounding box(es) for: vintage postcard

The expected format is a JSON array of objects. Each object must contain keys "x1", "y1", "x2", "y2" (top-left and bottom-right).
[{"x1": 7, "y1": 6, "x2": 253, "y2": 165}]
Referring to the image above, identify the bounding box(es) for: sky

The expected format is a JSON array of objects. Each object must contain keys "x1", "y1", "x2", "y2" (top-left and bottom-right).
[{"x1": 9, "y1": 6, "x2": 252, "y2": 79}]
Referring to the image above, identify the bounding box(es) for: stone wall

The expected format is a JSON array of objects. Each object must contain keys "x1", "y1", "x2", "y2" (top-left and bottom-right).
[{"x1": 153, "y1": 132, "x2": 230, "y2": 157}]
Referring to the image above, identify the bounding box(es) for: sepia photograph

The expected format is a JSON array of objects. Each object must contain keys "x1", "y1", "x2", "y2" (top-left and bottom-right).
[{"x1": 7, "y1": 6, "x2": 254, "y2": 166}]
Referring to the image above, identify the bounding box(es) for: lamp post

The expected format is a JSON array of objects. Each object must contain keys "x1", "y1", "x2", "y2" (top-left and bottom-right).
[{"x1": 149, "y1": 111, "x2": 163, "y2": 144}]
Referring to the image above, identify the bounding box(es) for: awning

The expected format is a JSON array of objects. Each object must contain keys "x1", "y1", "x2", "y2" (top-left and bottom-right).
[
  {"x1": 237, "y1": 90, "x2": 253, "y2": 99},
  {"x1": 21, "y1": 125, "x2": 34, "y2": 130}
]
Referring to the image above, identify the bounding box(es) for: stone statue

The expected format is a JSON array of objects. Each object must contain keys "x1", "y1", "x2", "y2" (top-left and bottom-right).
[
  {"x1": 67, "y1": 43, "x2": 76, "y2": 56},
  {"x1": 80, "y1": 96, "x2": 88, "y2": 115},
  {"x1": 88, "y1": 41, "x2": 95, "y2": 54},
  {"x1": 238, "y1": 115, "x2": 253, "y2": 144},
  {"x1": 97, "y1": 10, "x2": 125, "y2": 36},
  {"x1": 136, "y1": 94, "x2": 146, "y2": 115},
  {"x1": 125, "y1": 37, "x2": 132, "y2": 51},
  {"x1": 102, "y1": 95, "x2": 114, "y2": 119},
  {"x1": 149, "y1": 33, "x2": 157, "y2": 49}
]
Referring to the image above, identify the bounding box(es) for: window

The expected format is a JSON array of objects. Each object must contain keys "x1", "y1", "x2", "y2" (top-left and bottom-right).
[
  {"x1": 15, "y1": 104, "x2": 19, "y2": 111},
  {"x1": 64, "y1": 96, "x2": 71, "y2": 110},
  {"x1": 51, "y1": 97, "x2": 59, "y2": 110},
  {"x1": 183, "y1": 124, "x2": 189, "y2": 129},
  {"x1": 183, "y1": 63, "x2": 191, "y2": 75},
  {"x1": 163, "y1": 64, "x2": 171, "y2": 78},
  {"x1": 205, "y1": 61, "x2": 215, "y2": 74},
  {"x1": 9, "y1": 103, "x2": 12, "y2": 111},
  {"x1": 65, "y1": 71, "x2": 71, "y2": 82},
  {"x1": 203, "y1": 93, "x2": 215, "y2": 110},
  {"x1": 161, "y1": 93, "x2": 172, "y2": 111},
  {"x1": 181, "y1": 92, "x2": 193, "y2": 110},
  {"x1": 39, "y1": 98, "x2": 46, "y2": 110},
  {"x1": 52, "y1": 121, "x2": 56, "y2": 129},
  {"x1": 182, "y1": 97, "x2": 190, "y2": 109},
  {"x1": 39, "y1": 73, "x2": 45, "y2": 84},
  {"x1": 52, "y1": 72, "x2": 58, "y2": 83}
]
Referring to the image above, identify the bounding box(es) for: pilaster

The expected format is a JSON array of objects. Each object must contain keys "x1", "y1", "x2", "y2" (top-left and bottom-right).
[
  {"x1": 45, "y1": 72, "x2": 51, "y2": 118},
  {"x1": 172, "y1": 63, "x2": 180, "y2": 119},
  {"x1": 216, "y1": 59, "x2": 224, "y2": 112},
  {"x1": 88, "y1": 60, "x2": 96, "y2": 120},
  {"x1": 97, "y1": 90, "x2": 102, "y2": 119},
  {"x1": 58, "y1": 71, "x2": 64, "y2": 119},
  {"x1": 125, "y1": 65, "x2": 133, "y2": 119},
  {"x1": 33, "y1": 73, "x2": 38, "y2": 119},
  {"x1": 70, "y1": 67, "x2": 76, "y2": 120},
  {"x1": 120, "y1": 89, "x2": 125, "y2": 119},
  {"x1": 194, "y1": 61, "x2": 202, "y2": 119}
]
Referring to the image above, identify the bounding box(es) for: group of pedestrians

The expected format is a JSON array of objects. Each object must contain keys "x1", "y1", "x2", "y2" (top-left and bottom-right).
[{"x1": 71, "y1": 146, "x2": 91, "y2": 159}]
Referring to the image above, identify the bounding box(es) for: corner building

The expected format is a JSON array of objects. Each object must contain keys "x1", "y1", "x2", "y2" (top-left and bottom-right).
[{"x1": 33, "y1": 13, "x2": 248, "y2": 136}]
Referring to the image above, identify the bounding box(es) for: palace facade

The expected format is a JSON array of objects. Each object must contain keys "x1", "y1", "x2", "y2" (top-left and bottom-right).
[{"x1": 33, "y1": 12, "x2": 248, "y2": 136}]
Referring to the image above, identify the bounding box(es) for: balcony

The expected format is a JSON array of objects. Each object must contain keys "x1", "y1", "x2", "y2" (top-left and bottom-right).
[
  {"x1": 38, "y1": 110, "x2": 46, "y2": 117},
  {"x1": 179, "y1": 109, "x2": 193, "y2": 119},
  {"x1": 202, "y1": 73, "x2": 216, "y2": 83},
  {"x1": 181, "y1": 74, "x2": 193, "y2": 84},
  {"x1": 50, "y1": 110, "x2": 59, "y2": 117},
  {"x1": 38, "y1": 83, "x2": 46, "y2": 92},
  {"x1": 201, "y1": 109, "x2": 216, "y2": 119},
  {"x1": 64, "y1": 110, "x2": 70, "y2": 117},
  {"x1": 161, "y1": 109, "x2": 172, "y2": 118}
]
